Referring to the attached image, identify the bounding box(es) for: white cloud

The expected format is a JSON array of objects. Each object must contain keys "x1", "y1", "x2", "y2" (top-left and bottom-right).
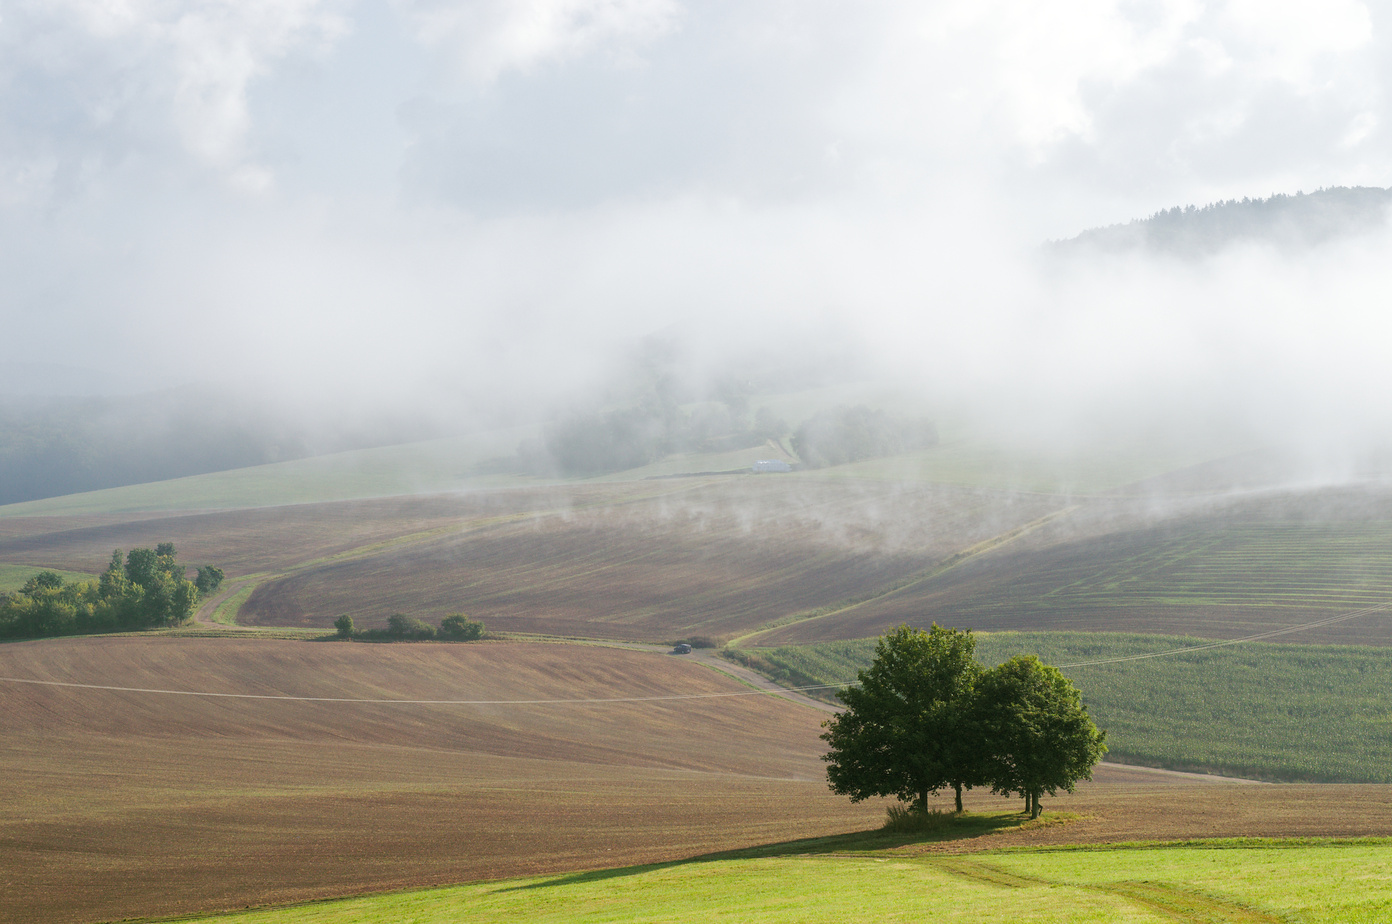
[
  {"x1": 396, "y1": 0, "x2": 681, "y2": 83},
  {"x1": 0, "y1": 0, "x2": 347, "y2": 192}
]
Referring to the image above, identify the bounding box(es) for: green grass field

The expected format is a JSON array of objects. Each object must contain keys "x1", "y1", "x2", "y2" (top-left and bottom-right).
[
  {"x1": 729, "y1": 631, "x2": 1392, "y2": 783},
  {"x1": 152, "y1": 837, "x2": 1392, "y2": 924},
  {"x1": 0, "y1": 562, "x2": 93, "y2": 593}
]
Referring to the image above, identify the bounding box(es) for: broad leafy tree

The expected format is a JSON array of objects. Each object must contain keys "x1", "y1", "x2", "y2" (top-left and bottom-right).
[
  {"x1": 821, "y1": 624, "x2": 984, "y2": 813},
  {"x1": 975, "y1": 655, "x2": 1107, "y2": 818}
]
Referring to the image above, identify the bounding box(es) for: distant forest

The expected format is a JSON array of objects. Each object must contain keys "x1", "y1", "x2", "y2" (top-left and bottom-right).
[
  {"x1": 1052, "y1": 186, "x2": 1392, "y2": 257},
  {"x1": 0, "y1": 390, "x2": 440, "y2": 507}
]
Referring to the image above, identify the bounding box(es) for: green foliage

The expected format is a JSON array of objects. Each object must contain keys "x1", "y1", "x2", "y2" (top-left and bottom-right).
[
  {"x1": 387, "y1": 613, "x2": 437, "y2": 640},
  {"x1": 974, "y1": 655, "x2": 1107, "y2": 818},
  {"x1": 194, "y1": 565, "x2": 225, "y2": 596},
  {"x1": 822, "y1": 625, "x2": 986, "y2": 812},
  {"x1": 334, "y1": 614, "x2": 355, "y2": 638},
  {"x1": 439, "y1": 613, "x2": 484, "y2": 640},
  {"x1": 0, "y1": 544, "x2": 209, "y2": 639},
  {"x1": 791, "y1": 405, "x2": 937, "y2": 468}
]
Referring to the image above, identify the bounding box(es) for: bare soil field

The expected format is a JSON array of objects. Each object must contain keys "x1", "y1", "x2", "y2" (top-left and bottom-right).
[
  {"x1": 236, "y1": 480, "x2": 1060, "y2": 640},
  {"x1": 757, "y1": 484, "x2": 1392, "y2": 645},
  {"x1": 0, "y1": 484, "x2": 670, "y2": 575},
  {"x1": 6, "y1": 636, "x2": 1392, "y2": 924},
  {"x1": 2, "y1": 634, "x2": 883, "y2": 924}
]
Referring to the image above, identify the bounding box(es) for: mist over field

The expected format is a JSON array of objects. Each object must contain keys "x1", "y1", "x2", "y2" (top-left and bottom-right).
[{"x1": 4, "y1": 0, "x2": 1392, "y2": 497}]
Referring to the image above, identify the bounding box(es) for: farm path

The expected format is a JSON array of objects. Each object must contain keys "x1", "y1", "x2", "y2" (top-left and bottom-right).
[
  {"x1": 193, "y1": 578, "x2": 253, "y2": 628},
  {"x1": 594, "y1": 640, "x2": 839, "y2": 712}
]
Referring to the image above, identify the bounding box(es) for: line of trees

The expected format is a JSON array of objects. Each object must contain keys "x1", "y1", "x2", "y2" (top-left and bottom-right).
[
  {"x1": 333, "y1": 612, "x2": 486, "y2": 641},
  {"x1": 791, "y1": 405, "x2": 938, "y2": 469},
  {"x1": 821, "y1": 624, "x2": 1106, "y2": 819},
  {"x1": 0, "y1": 544, "x2": 223, "y2": 639}
]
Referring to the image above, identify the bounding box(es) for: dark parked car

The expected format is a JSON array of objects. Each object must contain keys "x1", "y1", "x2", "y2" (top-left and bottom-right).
[{"x1": 672, "y1": 643, "x2": 692, "y2": 655}]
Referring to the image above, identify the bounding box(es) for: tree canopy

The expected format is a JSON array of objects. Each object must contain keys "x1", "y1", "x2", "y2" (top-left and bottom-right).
[
  {"x1": 0, "y1": 544, "x2": 216, "y2": 639},
  {"x1": 976, "y1": 655, "x2": 1108, "y2": 818},
  {"x1": 822, "y1": 624, "x2": 1105, "y2": 818},
  {"x1": 821, "y1": 625, "x2": 983, "y2": 813}
]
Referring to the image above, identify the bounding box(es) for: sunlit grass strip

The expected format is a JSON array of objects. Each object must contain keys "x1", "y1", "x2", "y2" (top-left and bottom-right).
[
  {"x1": 210, "y1": 581, "x2": 258, "y2": 626},
  {"x1": 154, "y1": 839, "x2": 1392, "y2": 924}
]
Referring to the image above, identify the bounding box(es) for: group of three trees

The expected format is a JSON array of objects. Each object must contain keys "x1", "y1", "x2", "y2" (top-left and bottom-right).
[{"x1": 822, "y1": 624, "x2": 1106, "y2": 819}]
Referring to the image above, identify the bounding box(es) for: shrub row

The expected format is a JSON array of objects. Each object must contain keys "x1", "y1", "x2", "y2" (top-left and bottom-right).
[{"x1": 333, "y1": 612, "x2": 486, "y2": 642}]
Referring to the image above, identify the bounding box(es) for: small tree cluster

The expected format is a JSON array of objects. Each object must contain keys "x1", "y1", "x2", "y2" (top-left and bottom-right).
[
  {"x1": 439, "y1": 613, "x2": 484, "y2": 640},
  {"x1": 0, "y1": 544, "x2": 215, "y2": 639},
  {"x1": 336, "y1": 612, "x2": 485, "y2": 641},
  {"x1": 821, "y1": 625, "x2": 1106, "y2": 819}
]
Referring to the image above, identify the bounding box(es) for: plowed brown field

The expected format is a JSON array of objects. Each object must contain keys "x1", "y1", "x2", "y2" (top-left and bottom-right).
[
  {"x1": 756, "y1": 484, "x2": 1392, "y2": 646},
  {"x1": 0, "y1": 486, "x2": 646, "y2": 575},
  {"x1": 235, "y1": 480, "x2": 1058, "y2": 640},
  {"x1": 6, "y1": 636, "x2": 1392, "y2": 924}
]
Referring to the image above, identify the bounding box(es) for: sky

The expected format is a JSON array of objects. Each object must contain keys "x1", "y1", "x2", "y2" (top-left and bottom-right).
[{"x1": 2, "y1": 0, "x2": 1391, "y2": 447}]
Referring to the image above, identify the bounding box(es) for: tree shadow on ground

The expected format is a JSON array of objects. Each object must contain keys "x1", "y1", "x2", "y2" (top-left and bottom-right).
[{"x1": 498, "y1": 811, "x2": 1047, "y2": 893}]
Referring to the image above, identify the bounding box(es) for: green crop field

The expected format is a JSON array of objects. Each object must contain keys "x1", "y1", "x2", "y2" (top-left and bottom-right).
[
  {"x1": 148, "y1": 837, "x2": 1392, "y2": 924},
  {"x1": 729, "y1": 631, "x2": 1392, "y2": 783},
  {"x1": 0, "y1": 562, "x2": 93, "y2": 593}
]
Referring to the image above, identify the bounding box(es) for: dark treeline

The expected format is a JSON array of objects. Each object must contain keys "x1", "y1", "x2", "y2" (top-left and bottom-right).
[
  {"x1": 1052, "y1": 186, "x2": 1392, "y2": 257},
  {"x1": 514, "y1": 334, "x2": 792, "y2": 476},
  {"x1": 523, "y1": 400, "x2": 789, "y2": 476},
  {"x1": 792, "y1": 405, "x2": 938, "y2": 469},
  {"x1": 0, "y1": 389, "x2": 443, "y2": 507},
  {"x1": 0, "y1": 545, "x2": 223, "y2": 639}
]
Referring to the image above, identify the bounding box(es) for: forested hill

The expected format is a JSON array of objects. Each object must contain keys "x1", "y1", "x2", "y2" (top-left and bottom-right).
[
  {"x1": 0, "y1": 391, "x2": 440, "y2": 508},
  {"x1": 1052, "y1": 186, "x2": 1392, "y2": 257}
]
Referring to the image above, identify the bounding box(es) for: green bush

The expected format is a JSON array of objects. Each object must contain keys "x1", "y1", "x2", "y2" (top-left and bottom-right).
[
  {"x1": 882, "y1": 805, "x2": 955, "y2": 833},
  {"x1": 439, "y1": 613, "x2": 485, "y2": 641},
  {"x1": 334, "y1": 614, "x2": 354, "y2": 638},
  {"x1": 386, "y1": 613, "x2": 436, "y2": 640}
]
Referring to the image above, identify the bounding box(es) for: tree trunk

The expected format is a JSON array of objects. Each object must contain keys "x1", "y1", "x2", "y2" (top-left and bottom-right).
[
  {"x1": 917, "y1": 787, "x2": 928, "y2": 813},
  {"x1": 954, "y1": 783, "x2": 963, "y2": 814},
  {"x1": 1029, "y1": 791, "x2": 1042, "y2": 819}
]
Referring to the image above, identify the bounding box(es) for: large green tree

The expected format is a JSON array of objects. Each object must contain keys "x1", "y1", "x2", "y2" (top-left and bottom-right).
[
  {"x1": 821, "y1": 624, "x2": 984, "y2": 813},
  {"x1": 975, "y1": 655, "x2": 1107, "y2": 818}
]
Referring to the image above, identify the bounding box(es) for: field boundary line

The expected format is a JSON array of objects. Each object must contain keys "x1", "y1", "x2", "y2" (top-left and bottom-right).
[
  {"x1": 729, "y1": 504, "x2": 1080, "y2": 647},
  {"x1": 192, "y1": 480, "x2": 718, "y2": 631},
  {"x1": 0, "y1": 672, "x2": 851, "y2": 705},
  {"x1": 1053, "y1": 602, "x2": 1391, "y2": 668}
]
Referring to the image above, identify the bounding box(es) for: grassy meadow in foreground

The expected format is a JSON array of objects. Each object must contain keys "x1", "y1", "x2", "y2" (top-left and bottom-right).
[
  {"x1": 730, "y1": 631, "x2": 1392, "y2": 782},
  {"x1": 157, "y1": 839, "x2": 1392, "y2": 924}
]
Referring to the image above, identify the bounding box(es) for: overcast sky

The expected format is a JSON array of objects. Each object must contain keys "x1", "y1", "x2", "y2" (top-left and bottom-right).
[{"x1": 3, "y1": 0, "x2": 1391, "y2": 443}]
